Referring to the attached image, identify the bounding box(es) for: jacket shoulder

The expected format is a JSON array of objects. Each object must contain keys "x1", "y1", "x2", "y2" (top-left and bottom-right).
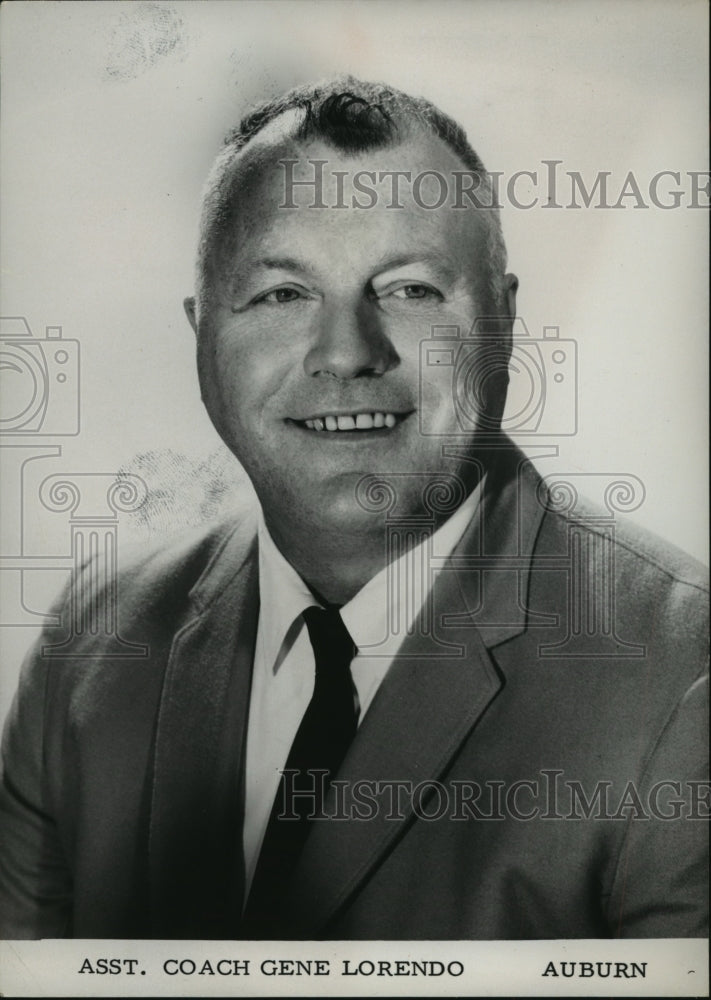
[
  {"x1": 555, "y1": 495, "x2": 707, "y2": 592},
  {"x1": 113, "y1": 512, "x2": 257, "y2": 612},
  {"x1": 41, "y1": 508, "x2": 259, "y2": 657},
  {"x1": 536, "y1": 493, "x2": 709, "y2": 646}
]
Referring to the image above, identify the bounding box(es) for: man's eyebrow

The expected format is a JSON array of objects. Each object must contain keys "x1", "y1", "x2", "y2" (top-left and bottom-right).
[
  {"x1": 244, "y1": 256, "x2": 312, "y2": 274},
  {"x1": 233, "y1": 251, "x2": 461, "y2": 285},
  {"x1": 370, "y1": 252, "x2": 459, "y2": 283}
]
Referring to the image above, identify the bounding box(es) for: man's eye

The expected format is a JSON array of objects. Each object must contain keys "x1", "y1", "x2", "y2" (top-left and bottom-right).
[
  {"x1": 255, "y1": 287, "x2": 305, "y2": 304},
  {"x1": 391, "y1": 283, "x2": 441, "y2": 300}
]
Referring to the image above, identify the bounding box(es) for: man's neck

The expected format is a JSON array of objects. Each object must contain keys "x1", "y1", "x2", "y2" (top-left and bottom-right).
[
  {"x1": 262, "y1": 513, "x2": 390, "y2": 605},
  {"x1": 261, "y1": 472, "x2": 485, "y2": 606}
]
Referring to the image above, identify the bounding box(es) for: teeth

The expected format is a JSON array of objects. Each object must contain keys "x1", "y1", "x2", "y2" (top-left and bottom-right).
[{"x1": 302, "y1": 411, "x2": 400, "y2": 431}]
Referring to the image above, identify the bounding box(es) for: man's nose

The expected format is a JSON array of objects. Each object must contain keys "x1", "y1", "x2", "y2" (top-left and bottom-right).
[{"x1": 304, "y1": 299, "x2": 399, "y2": 379}]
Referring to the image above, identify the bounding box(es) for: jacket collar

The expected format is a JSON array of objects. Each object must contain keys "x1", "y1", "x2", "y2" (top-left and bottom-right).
[
  {"x1": 448, "y1": 440, "x2": 549, "y2": 648},
  {"x1": 187, "y1": 507, "x2": 259, "y2": 611}
]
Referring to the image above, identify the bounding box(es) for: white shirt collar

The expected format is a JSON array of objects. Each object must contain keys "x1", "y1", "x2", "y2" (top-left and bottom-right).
[
  {"x1": 340, "y1": 476, "x2": 484, "y2": 652},
  {"x1": 256, "y1": 512, "x2": 316, "y2": 673}
]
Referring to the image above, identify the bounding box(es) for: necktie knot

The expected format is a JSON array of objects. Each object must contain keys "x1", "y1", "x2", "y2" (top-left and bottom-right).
[{"x1": 302, "y1": 604, "x2": 357, "y2": 669}]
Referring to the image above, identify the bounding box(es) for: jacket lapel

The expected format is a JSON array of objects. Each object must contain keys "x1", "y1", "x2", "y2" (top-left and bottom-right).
[
  {"x1": 275, "y1": 445, "x2": 549, "y2": 937},
  {"x1": 148, "y1": 514, "x2": 259, "y2": 939}
]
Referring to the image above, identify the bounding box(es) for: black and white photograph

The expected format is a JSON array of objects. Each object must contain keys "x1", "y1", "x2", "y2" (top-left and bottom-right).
[{"x1": 0, "y1": 1, "x2": 708, "y2": 996}]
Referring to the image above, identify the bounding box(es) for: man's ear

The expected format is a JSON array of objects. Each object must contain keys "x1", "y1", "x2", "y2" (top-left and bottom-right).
[
  {"x1": 496, "y1": 272, "x2": 518, "y2": 357},
  {"x1": 183, "y1": 296, "x2": 198, "y2": 334},
  {"x1": 503, "y1": 273, "x2": 518, "y2": 325}
]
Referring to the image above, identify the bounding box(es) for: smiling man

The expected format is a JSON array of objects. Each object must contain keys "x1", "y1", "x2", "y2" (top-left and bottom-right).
[
  {"x1": 185, "y1": 95, "x2": 515, "y2": 604},
  {"x1": 0, "y1": 78, "x2": 708, "y2": 941}
]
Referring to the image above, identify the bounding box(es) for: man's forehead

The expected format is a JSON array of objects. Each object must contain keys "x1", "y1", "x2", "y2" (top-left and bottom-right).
[
  {"x1": 230, "y1": 107, "x2": 311, "y2": 172},
  {"x1": 223, "y1": 113, "x2": 472, "y2": 204},
  {"x1": 204, "y1": 113, "x2": 491, "y2": 291}
]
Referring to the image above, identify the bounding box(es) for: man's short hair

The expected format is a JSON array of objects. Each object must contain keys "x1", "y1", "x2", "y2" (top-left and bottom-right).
[{"x1": 196, "y1": 76, "x2": 508, "y2": 313}]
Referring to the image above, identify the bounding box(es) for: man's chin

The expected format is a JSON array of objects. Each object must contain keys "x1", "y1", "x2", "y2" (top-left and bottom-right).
[
  {"x1": 268, "y1": 469, "x2": 464, "y2": 536},
  {"x1": 303, "y1": 475, "x2": 395, "y2": 533}
]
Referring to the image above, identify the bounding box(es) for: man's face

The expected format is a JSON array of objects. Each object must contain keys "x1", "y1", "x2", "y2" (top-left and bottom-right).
[{"x1": 186, "y1": 127, "x2": 516, "y2": 538}]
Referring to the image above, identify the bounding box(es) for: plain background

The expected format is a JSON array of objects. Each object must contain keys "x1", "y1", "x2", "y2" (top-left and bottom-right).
[{"x1": 0, "y1": 0, "x2": 708, "y2": 737}]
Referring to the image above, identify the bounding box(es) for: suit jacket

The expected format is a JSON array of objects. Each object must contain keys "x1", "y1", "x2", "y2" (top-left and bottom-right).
[{"x1": 0, "y1": 443, "x2": 708, "y2": 940}]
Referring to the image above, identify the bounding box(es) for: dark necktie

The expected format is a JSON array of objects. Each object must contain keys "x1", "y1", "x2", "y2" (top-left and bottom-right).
[{"x1": 243, "y1": 604, "x2": 359, "y2": 934}]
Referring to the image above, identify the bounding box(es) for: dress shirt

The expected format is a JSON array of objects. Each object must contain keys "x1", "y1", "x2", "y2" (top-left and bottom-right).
[{"x1": 243, "y1": 478, "x2": 485, "y2": 894}]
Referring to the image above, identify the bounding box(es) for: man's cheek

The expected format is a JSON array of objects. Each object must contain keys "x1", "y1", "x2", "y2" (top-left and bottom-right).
[{"x1": 418, "y1": 380, "x2": 460, "y2": 437}]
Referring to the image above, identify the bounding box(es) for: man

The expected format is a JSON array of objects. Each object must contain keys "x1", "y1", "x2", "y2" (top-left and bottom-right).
[{"x1": 0, "y1": 78, "x2": 707, "y2": 940}]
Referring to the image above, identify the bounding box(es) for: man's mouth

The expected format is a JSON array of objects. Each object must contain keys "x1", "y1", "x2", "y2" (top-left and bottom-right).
[{"x1": 292, "y1": 411, "x2": 409, "y2": 432}]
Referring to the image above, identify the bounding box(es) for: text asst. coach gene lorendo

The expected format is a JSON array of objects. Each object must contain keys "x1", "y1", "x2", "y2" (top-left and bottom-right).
[{"x1": 0, "y1": 78, "x2": 708, "y2": 941}]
